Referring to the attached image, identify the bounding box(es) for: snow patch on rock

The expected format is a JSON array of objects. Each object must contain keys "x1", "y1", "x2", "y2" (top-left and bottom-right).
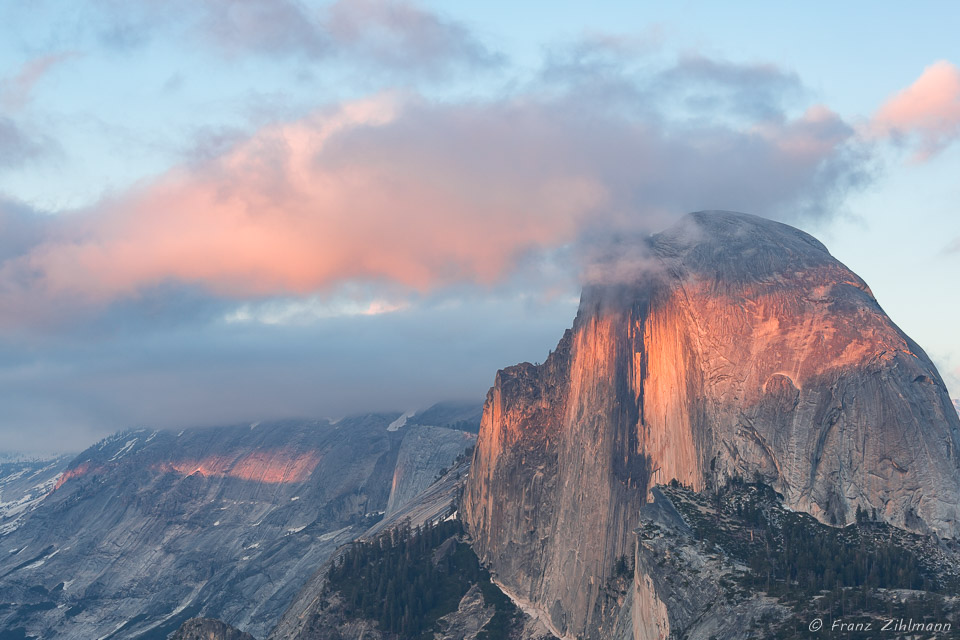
[{"x1": 387, "y1": 410, "x2": 416, "y2": 432}]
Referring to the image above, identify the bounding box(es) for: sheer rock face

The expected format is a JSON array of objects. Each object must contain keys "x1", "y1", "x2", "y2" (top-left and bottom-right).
[
  {"x1": 463, "y1": 211, "x2": 960, "y2": 639},
  {"x1": 385, "y1": 426, "x2": 477, "y2": 516}
]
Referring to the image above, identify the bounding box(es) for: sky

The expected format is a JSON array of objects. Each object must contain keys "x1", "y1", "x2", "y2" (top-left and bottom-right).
[{"x1": 0, "y1": 1, "x2": 959, "y2": 453}]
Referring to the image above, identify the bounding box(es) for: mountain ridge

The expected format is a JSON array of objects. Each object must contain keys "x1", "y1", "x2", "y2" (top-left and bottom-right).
[{"x1": 0, "y1": 409, "x2": 475, "y2": 639}]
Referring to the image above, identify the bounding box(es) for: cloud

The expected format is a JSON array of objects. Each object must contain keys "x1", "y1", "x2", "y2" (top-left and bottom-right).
[
  {"x1": 88, "y1": 0, "x2": 500, "y2": 78},
  {"x1": 325, "y1": 0, "x2": 503, "y2": 77},
  {"x1": 1, "y1": 52, "x2": 77, "y2": 111},
  {"x1": 0, "y1": 118, "x2": 50, "y2": 170},
  {"x1": 0, "y1": 52, "x2": 870, "y2": 326},
  {"x1": 539, "y1": 43, "x2": 804, "y2": 125},
  {"x1": 655, "y1": 55, "x2": 804, "y2": 122},
  {"x1": 199, "y1": 0, "x2": 328, "y2": 58},
  {"x1": 0, "y1": 198, "x2": 50, "y2": 260},
  {"x1": 0, "y1": 55, "x2": 69, "y2": 171},
  {"x1": 1, "y1": 93, "x2": 599, "y2": 308},
  {"x1": 200, "y1": 0, "x2": 503, "y2": 76},
  {"x1": 870, "y1": 60, "x2": 960, "y2": 161},
  {"x1": 0, "y1": 290, "x2": 577, "y2": 452},
  {"x1": 224, "y1": 288, "x2": 410, "y2": 325}
]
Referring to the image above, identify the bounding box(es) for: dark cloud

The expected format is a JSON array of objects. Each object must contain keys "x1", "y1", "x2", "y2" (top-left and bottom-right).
[{"x1": 656, "y1": 55, "x2": 804, "y2": 121}]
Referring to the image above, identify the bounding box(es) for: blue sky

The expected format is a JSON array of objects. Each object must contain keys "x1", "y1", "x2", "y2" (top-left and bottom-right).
[{"x1": 1, "y1": 1, "x2": 958, "y2": 452}]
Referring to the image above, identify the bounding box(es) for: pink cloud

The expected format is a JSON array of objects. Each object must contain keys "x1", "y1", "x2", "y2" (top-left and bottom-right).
[
  {"x1": 757, "y1": 105, "x2": 853, "y2": 159},
  {"x1": 2, "y1": 94, "x2": 601, "y2": 308},
  {"x1": 0, "y1": 70, "x2": 863, "y2": 323},
  {"x1": 871, "y1": 60, "x2": 960, "y2": 161}
]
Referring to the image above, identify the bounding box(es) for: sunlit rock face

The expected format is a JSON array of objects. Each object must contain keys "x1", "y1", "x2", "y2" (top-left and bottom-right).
[
  {"x1": 464, "y1": 211, "x2": 960, "y2": 639},
  {"x1": 150, "y1": 448, "x2": 323, "y2": 484}
]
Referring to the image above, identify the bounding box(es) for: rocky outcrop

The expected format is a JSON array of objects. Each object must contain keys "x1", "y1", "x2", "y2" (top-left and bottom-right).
[
  {"x1": 170, "y1": 617, "x2": 256, "y2": 640},
  {"x1": 434, "y1": 585, "x2": 496, "y2": 639},
  {"x1": 464, "y1": 211, "x2": 960, "y2": 639},
  {"x1": 385, "y1": 426, "x2": 476, "y2": 516},
  {"x1": 630, "y1": 488, "x2": 789, "y2": 640},
  {"x1": 408, "y1": 401, "x2": 484, "y2": 434},
  {"x1": 631, "y1": 482, "x2": 960, "y2": 639}
]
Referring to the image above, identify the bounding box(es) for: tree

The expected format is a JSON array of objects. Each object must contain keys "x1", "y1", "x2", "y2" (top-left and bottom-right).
[{"x1": 855, "y1": 504, "x2": 865, "y2": 524}]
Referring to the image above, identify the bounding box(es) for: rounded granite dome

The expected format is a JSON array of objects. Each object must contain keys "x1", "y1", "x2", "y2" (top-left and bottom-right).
[{"x1": 651, "y1": 210, "x2": 836, "y2": 284}]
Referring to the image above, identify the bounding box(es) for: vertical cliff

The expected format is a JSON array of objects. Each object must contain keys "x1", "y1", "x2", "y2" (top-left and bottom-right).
[{"x1": 463, "y1": 211, "x2": 960, "y2": 639}]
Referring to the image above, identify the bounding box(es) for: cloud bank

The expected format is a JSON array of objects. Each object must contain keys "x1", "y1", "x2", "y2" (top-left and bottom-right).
[{"x1": 0, "y1": 51, "x2": 878, "y2": 326}]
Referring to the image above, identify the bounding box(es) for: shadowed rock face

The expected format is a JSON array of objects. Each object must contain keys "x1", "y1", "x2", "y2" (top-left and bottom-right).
[
  {"x1": 463, "y1": 211, "x2": 960, "y2": 639},
  {"x1": 0, "y1": 414, "x2": 474, "y2": 639},
  {"x1": 385, "y1": 425, "x2": 477, "y2": 516},
  {"x1": 0, "y1": 418, "x2": 400, "y2": 639},
  {"x1": 0, "y1": 455, "x2": 73, "y2": 536}
]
